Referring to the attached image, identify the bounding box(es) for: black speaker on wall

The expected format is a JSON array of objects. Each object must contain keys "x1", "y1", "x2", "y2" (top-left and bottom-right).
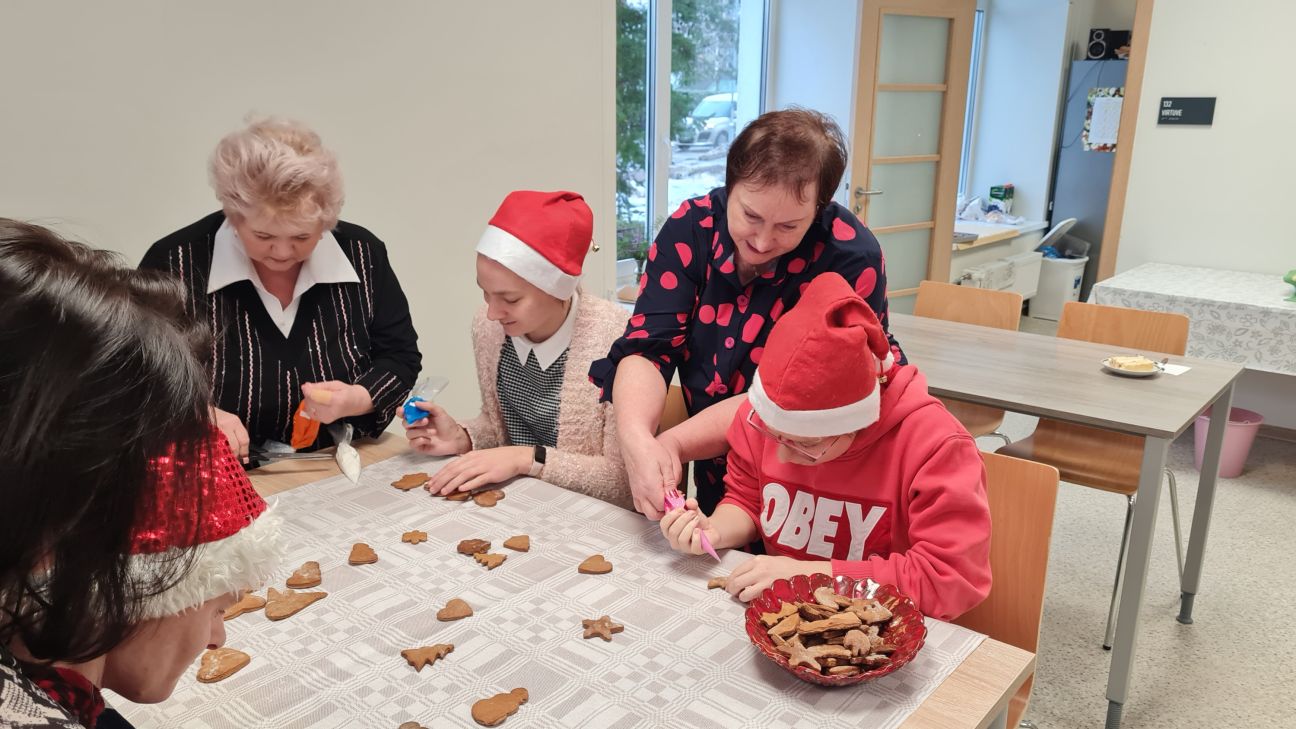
[{"x1": 1087, "y1": 28, "x2": 1131, "y2": 60}]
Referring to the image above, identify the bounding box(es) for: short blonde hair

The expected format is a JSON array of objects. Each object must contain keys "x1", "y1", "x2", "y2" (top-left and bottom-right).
[{"x1": 209, "y1": 117, "x2": 345, "y2": 230}]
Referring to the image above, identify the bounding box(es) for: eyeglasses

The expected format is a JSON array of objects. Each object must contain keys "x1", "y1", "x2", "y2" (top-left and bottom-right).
[{"x1": 745, "y1": 409, "x2": 841, "y2": 462}]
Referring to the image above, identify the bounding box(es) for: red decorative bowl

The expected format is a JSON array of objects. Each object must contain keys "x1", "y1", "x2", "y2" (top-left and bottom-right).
[{"x1": 744, "y1": 573, "x2": 927, "y2": 687}]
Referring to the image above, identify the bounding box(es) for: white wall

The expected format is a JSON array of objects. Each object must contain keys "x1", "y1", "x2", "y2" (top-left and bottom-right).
[
  {"x1": 1116, "y1": 0, "x2": 1293, "y2": 275},
  {"x1": 965, "y1": 0, "x2": 1071, "y2": 222},
  {"x1": 0, "y1": 1, "x2": 616, "y2": 418}
]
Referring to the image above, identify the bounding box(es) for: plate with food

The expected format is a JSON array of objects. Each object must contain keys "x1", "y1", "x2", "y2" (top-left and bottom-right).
[{"x1": 1102, "y1": 354, "x2": 1165, "y2": 378}]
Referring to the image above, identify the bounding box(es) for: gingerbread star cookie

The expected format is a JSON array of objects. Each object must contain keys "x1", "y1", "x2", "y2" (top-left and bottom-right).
[
  {"x1": 436, "y1": 598, "x2": 473, "y2": 622},
  {"x1": 392, "y1": 472, "x2": 430, "y2": 491},
  {"x1": 286, "y1": 561, "x2": 322, "y2": 589},
  {"x1": 502, "y1": 535, "x2": 530, "y2": 552},
  {"x1": 707, "y1": 576, "x2": 728, "y2": 590},
  {"x1": 402, "y1": 530, "x2": 428, "y2": 545},
  {"x1": 401, "y1": 644, "x2": 453, "y2": 672},
  {"x1": 471, "y1": 688, "x2": 528, "y2": 727},
  {"x1": 222, "y1": 591, "x2": 266, "y2": 621},
  {"x1": 264, "y1": 587, "x2": 327, "y2": 621},
  {"x1": 577, "y1": 554, "x2": 612, "y2": 574},
  {"x1": 581, "y1": 615, "x2": 625, "y2": 642},
  {"x1": 196, "y1": 647, "x2": 251, "y2": 683},
  {"x1": 349, "y1": 542, "x2": 378, "y2": 565}
]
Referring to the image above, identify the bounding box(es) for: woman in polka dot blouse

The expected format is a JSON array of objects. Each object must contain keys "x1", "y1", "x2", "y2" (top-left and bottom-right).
[{"x1": 590, "y1": 109, "x2": 904, "y2": 519}]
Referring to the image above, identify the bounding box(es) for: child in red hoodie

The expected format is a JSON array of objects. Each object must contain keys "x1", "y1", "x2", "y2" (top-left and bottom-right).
[{"x1": 661, "y1": 272, "x2": 991, "y2": 620}]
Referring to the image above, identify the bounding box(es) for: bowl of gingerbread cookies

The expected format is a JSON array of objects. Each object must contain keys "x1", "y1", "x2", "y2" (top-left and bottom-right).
[{"x1": 744, "y1": 573, "x2": 926, "y2": 686}]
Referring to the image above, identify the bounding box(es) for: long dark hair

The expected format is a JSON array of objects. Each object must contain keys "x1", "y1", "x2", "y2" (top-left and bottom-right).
[{"x1": 0, "y1": 219, "x2": 214, "y2": 662}]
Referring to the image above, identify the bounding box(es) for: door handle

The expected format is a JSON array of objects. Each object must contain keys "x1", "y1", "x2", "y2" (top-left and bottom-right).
[{"x1": 854, "y1": 187, "x2": 883, "y2": 197}]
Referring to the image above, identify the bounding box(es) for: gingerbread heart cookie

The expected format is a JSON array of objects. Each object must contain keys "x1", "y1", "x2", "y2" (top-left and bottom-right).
[
  {"x1": 222, "y1": 591, "x2": 265, "y2": 621},
  {"x1": 577, "y1": 554, "x2": 613, "y2": 574},
  {"x1": 436, "y1": 598, "x2": 473, "y2": 622},
  {"x1": 472, "y1": 489, "x2": 506, "y2": 507},
  {"x1": 196, "y1": 647, "x2": 251, "y2": 683},
  {"x1": 471, "y1": 688, "x2": 528, "y2": 727},
  {"x1": 264, "y1": 587, "x2": 327, "y2": 620},
  {"x1": 457, "y1": 539, "x2": 490, "y2": 556},
  {"x1": 392, "y1": 472, "x2": 430, "y2": 491},
  {"x1": 402, "y1": 530, "x2": 428, "y2": 545},
  {"x1": 502, "y1": 535, "x2": 530, "y2": 552},
  {"x1": 401, "y1": 644, "x2": 453, "y2": 672},
  {"x1": 349, "y1": 542, "x2": 378, "y2": 565},
  {"x1": 286, "y1": 561, "x2": 322, "y2": 589},
  {"x1": 474, "y1": 553, "x2": 506, "y2": 570}
]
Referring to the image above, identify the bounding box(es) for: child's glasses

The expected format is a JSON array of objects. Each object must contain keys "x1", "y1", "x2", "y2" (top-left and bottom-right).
[{"x1": 745, "y1": 409, "x2": 841, "y2": 462}]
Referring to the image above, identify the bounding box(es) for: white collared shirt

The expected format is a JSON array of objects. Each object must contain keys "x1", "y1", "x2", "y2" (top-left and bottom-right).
[
  {"x1": 209, "y1": 219, "x2": 361, "y2": 337},
  {"x1": 510, "y1": 292, "x2": 579, "y2": 372}
]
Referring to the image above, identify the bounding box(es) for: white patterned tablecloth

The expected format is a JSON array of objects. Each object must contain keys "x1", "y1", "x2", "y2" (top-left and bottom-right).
[
  {"x1": 1090, "y1": 262, "x2": 1296, "y2": 375},
  {"x1": 113, "y1": 452, "x2": 985, "y2": 729}
]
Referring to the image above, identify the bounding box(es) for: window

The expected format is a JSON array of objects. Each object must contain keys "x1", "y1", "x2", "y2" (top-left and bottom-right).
[
  {"x1": 616, "y1": 0, "x2": 767, "y2": 278},
  {"x1": 957, "y1": 8, "x2": 985, "y2": 197}
]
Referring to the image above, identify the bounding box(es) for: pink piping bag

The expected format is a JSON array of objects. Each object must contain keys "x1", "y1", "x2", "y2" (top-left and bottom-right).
[{"x1": 664, "y1": 491, "x2": 719, "y2": 561}]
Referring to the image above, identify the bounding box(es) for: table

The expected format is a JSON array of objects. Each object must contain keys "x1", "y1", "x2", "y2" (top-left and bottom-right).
[
  {"x1": 888, "y1": 313, "x2": 1244, "y2": 729},
  {"x1": 114, "y1": 441, "x2": 1033, "y2": 729},
  {"x1": 1091, "y1": 262, "x2": 1296, "y2": 376}
]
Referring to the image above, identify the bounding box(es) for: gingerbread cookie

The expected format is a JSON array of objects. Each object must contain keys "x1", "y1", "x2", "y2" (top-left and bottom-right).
[
  {"x1": 471, "y1": 688, "x2": 528, "y2": 727},
  {"x1": 286, "y1": 561, "x2": 322, "y2": 588},
  {"x1": 472, "y1": 489, "x2": 505, "y2": 507},
  {"x1": 767, "y1": 593, "x2": 901, "y2": 675},
  {"x1": 349, "y1": 542, "x2": 378, "y2": 565},
  {"x1": 401, "y1": 644, "x2": 453, "y2": 672},
  {"x1": 446, "y1": 490, "x2": 471, "y2": 502},
  {"x1": 392, "y1": 472, "x2": 430, "y2": 491},
  {"x1": 706, "y1": 576, "x2": 728, "y2": 590},
  {"x1": 402, "y1": 530, "x2": 428, "y2": 545},
  {"x1": 577, "y1": 554, "x2": 612, "y2": 574},
  {"x1": 196, "y1": 647, "x2": 250, "y2": 683},
  {"x1": 264, "y1": 587, "x2": 327, "y2": 620},
  {"x1": 222, "y1": 591, "x2": 265, "y2": 621},
  {"x1": 474, "y1": 552, "x2": 506, "y2": 570},
  {"x1": 457, "y1": 539, "x2": 491, "y2": 556},
  {"x1": 398, "y1": 723, "x2": 428, "y2": 729},
  {"x1": 502, "y1": 535, "x2": 530, "y2": 552},
  {"x1": 436, "y1": 598, "x2": 473, "y2": 621},
  {"x1": 581, "y1": 615, "x2": 624, "y2": 642}
]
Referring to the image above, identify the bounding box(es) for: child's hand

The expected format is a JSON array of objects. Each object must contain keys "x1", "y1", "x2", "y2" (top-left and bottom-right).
[
  {"x1": 660, "y1": 498, "x2": 719, "y2": 555},
  {"x1": 725, "y1": 556, "x2": 832, "y2": 602}
]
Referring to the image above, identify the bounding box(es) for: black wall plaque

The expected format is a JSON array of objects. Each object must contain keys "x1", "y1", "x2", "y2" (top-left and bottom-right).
[{"x1": 1158, "y1": 97, "x2": 1216, "y2": 125}]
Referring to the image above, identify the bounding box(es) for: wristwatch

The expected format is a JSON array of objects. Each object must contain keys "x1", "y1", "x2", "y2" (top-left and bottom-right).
[{"x1": 528, "y1": 445, "x2": 547, "y2": 478}]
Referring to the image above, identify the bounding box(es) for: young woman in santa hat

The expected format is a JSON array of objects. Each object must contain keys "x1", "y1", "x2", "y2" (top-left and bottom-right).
[
  {"x1": 403, "y1": 191, "x2": 632, "y2": 508},
  {"x1": 660, "y1": 272, "x2": 991, "y2": 620},
  {"x1": 0, "y1": 220, "x2": 281, "y2": 728}
]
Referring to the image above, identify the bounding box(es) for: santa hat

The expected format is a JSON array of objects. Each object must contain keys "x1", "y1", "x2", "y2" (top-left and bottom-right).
[
  {"x1": 747, "y1": 272, "x2": 895, "y2": 438},
  {"x1": 475, "y1": 190, "x2": 593, "y2": 299},
  {"x1": 130, "y1": 431, "x2": 282, "y2": 619}
]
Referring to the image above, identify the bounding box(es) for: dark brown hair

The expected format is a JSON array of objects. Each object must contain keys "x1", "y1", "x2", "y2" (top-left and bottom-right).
[
  {"x1": 0, "y1": 219, "x2": 214, "y2": 662},
  {"x1": 725, "y1": 108, "x2": 849, "y2": 210}
]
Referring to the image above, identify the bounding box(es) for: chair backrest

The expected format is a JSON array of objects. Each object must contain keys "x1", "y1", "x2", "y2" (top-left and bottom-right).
[
  {"x1": 954, "y1": 452, "x2": 1060, "y2": 726},
  {"x1": 1057, "y1": 301, "x2": 1189, "y2": 355},
  {"x1": 914, "y1": 280, "x2": 1023, "y2": 331}
]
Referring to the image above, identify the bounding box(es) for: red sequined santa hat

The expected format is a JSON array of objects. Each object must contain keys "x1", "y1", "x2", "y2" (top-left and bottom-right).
[
  {"x1": 747, "y1": 272, "x2": 896, "y2": 437},
  {"x1": 131, "y1": 430, "x2": 281, "y2": 619},
  {"x1": 475, "y1": 190, "x2": 594, "y2": 299}
]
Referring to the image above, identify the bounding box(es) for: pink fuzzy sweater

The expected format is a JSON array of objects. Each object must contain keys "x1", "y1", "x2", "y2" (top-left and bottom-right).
[{"x1": 461, "y1": 295, "x2": 632, "y2": 509}]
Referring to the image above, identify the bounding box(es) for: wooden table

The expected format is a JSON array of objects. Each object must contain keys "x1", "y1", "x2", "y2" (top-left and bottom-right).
[
  {"x1": 889, "y1": 313, "x2": 1244, "y2": 728},
  {"x1": 248, "y1": 438, "x2": 1035, "y2": 729}
]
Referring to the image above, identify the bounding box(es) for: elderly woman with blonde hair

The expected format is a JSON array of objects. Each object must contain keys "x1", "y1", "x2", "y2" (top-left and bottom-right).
[{"x1": 141, "y1": 118, "x2": 421, "y2": 458}]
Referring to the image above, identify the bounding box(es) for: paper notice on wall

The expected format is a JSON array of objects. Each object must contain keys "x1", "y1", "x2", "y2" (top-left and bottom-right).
[{"x1": 1084, "y1": 88, "x2": 1124, "y2": 151}]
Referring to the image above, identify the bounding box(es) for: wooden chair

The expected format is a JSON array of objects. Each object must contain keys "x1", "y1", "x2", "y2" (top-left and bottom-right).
[
  {"x1": 997, "y1": 300, "x2": 1190, "y2": 648},
  {"x1": 658, "y1": 384, "x2": 689, "y2": 433},
  {"x1": 914, "y1": 280, "x2": 1024, "y2": 446},
  {"x1": 955, "y1": 452, "x2": 1059, "y2": 729}
]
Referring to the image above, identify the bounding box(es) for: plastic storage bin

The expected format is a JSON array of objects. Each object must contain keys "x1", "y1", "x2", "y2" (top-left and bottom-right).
[
  {"x1": 1031, "y1": 256, "x2": 1088, "y2": 320},
  {"x1": 1194, "y1": 407, "x2": 1264, "y2": 478}
]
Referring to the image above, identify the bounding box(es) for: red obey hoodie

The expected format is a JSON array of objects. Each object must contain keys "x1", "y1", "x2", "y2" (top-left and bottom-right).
[{"x1": 719, "y1": 365, "x2": 992, "y2": 620}]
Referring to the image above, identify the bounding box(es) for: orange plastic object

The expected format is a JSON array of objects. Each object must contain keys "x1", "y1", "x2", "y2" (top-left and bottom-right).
[{"x1": 290, "y1": 400, "x2": 320, "y2": 450}]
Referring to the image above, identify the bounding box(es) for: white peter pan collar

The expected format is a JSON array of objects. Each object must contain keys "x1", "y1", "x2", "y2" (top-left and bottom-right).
[{"x1": 510, "y1": 291, "x2": 579, "y2": 371}]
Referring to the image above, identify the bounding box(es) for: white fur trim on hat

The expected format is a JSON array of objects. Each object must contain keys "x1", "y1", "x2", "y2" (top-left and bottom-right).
[
  {"x1": 131, "y1": 503, "x2": 284, "y2": 620},
  {"x1": 476, "y1": 225, "x2": 580, "y2": 300},
  {"x1": 748, "y1": 370, "x2": 880, "y2": 438}
]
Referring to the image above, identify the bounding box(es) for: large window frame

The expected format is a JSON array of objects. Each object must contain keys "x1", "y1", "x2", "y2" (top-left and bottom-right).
[{"x1": 957, "y1": 8, "x2": 986, "y2": 197}]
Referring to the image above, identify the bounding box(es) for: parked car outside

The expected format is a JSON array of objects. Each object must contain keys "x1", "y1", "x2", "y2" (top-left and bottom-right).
[{"x1": 674, "y1": 92, "x2": 737, "y2": 150}]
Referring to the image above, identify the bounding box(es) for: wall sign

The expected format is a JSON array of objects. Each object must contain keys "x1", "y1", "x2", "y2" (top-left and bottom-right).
[{"x1": 1158, "y1": 97, "x2": 1216, "y2": 125}]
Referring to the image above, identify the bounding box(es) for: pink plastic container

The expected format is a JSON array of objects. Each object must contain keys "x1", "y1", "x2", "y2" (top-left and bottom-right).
[{"x1": 1194, "y1": 407, "x2": 1263, "y2": 478}]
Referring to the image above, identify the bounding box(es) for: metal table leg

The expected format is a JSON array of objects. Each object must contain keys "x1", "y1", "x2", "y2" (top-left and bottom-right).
[
  {"x1": 1178, "y1": 383, "x2": 1234, "y2": 624},
  {"x1": 1104, "y1": 435, "x2": 1170, "y2": 729}
]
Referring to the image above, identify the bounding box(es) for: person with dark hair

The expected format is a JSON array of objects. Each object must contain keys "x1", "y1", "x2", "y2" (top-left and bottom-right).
[
  {"x1": 591, "y1": 108, "x2": 904, "y2": 519},
  {"x1": 0, "y1": 220, "x2": 281, "y2": 728}
]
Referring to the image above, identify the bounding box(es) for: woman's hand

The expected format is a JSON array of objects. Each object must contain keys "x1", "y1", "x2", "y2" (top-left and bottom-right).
[
  {"x1": 425, "y1": 446, "x2": 531, "y2": 495},
  {"x1": 403, "y1": 401, "x2": 471, "y2": 456},
  {"x1": 725, "y1": 556, "x2": 832, "y2": 602},
  {"x1": 660, "y1": 498, "x2": 719, "y2": 555},
  {"x1": 301, "y1": 381, "x2": 373, "y2": 424},
  {"x1": 621, "y1": 429, "x2": 681, "y2": 520},
  {"x1": 211, "y1": 406, "x2": 250, "y2": 462}
]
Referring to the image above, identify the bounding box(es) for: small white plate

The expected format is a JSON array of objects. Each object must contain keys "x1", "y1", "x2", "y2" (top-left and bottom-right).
[{"x1": 1101, "y1": 358, "x2": 1161, "y2": 378}]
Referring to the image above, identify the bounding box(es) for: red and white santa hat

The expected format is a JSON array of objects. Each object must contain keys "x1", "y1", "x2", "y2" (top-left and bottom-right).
[
  {"x1": 131, "y1": 431, "x2": 282, "y2": 619},
  {"x1": 747, "y1": 272, "x2": 896, "y2": 438},
  {"x1": 475, "y1": 190, "x2": 594, "y2": 300}
]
